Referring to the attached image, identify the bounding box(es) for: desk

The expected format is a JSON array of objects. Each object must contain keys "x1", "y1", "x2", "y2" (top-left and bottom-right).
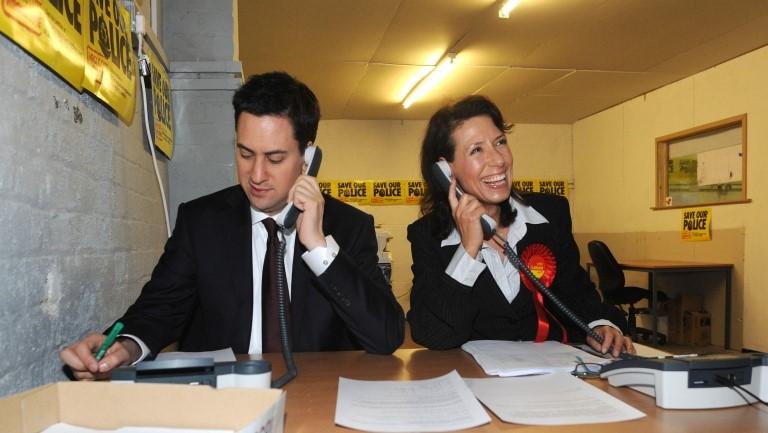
[
  {"x1": 587, "y1": 260, "x2": 733, "y2": 349},
  {"x1": 259, "y1": 349, "x2": 766, "y2": 433}
]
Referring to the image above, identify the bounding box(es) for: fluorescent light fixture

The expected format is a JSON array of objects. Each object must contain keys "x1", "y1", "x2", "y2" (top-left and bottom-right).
[
  {"x1": 498, "y1": 0, "x2": 521, "y2": 18},
  {"x1": 402, "y1": 53, "x2": 457, "y2": 109}
]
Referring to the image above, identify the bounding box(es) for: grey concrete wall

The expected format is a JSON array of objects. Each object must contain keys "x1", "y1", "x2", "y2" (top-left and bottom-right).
[
  {"x1": 164, "y1": 0, "x2": 240, "y2": 225},
  {"x1": 0, "y1": 35, "x2": 167, "y2": 396}
]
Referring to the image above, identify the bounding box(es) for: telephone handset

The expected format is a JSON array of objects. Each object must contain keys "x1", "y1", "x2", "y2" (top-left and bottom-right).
[
  {"x1": 283, "y1": 146, "x2": 323, "y2": 230},
  {"x1": 431, "y1": 160, "x2": 497, "y2": 239},
  {"x1": 430, "y1": 161, "x2": 621, "y2": 352}
]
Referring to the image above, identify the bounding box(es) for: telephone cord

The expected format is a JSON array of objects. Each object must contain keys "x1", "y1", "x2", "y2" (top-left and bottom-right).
[{"x1": 271, "y1": 232, "x2": 298, "y2": 388}]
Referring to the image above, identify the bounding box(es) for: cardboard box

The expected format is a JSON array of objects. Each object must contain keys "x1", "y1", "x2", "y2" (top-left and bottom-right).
[
  {"x1": 664, "y1": 294, "x2": 704, "y2": 344},
  {"x1": 683, "y1": 310, "x2": 711, "y2": 347},
  {"x1": 0, "y1": 381, "x2": 285, "y2": 433}
]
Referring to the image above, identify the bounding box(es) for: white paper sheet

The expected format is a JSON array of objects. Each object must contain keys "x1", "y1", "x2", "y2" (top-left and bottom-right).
[
  {"x1": 461, "y1": 340, "x2": 609, "y2": 376},
  {"x1": 465, "y1": 372, "x2": 646, "y2": 425},
  {"x1": 335, "y1": 370, "x2": 491, "y2": 432},
  {"x1": 42, "y1": 423, "x2": 231, "y2": 433},
  {"x1": 155, "y1": 348, "x2": 237, "y2": 363}
]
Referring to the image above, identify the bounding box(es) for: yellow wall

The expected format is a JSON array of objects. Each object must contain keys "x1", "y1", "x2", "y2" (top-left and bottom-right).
[
  {"x1": 316, "y1": 120, "x2": 572, "y2": 312},
  {"x1": 573, "y1": 46, "x2": 768, "y2": 351}
]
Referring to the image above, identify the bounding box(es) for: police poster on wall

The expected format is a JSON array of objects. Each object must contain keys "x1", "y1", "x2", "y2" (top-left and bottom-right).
[
  {"x1": 513, "y1": 179, "x2": 569, "y2": 197},
  {"x1": 371, "y1": 181, "x2": 404, "y2": 205},
  {"x1": 321, "y1": 180, "x2": 425, "y2": 205},
  {"x1": 143, "y1": 41, "x2": 173, "y2": 157},
  {"x1": 334, "y1": 180, "x2": 371, "y2": 205},
  {"x1": 0, "y1": 0, "x2": 86, "y2": 89},
  {"x1": 405, "y1": 180, "x2": 424, "y2": 205},
  {"x1": 82, "y1": 0, "x2": 136, "y2": 124},
  {"x1": 681, "y1": 207, "x2": 712, "y2": 241}
]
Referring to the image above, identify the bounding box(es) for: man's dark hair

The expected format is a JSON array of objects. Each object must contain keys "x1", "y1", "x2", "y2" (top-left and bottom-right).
[
  {"x1": 232, "y1": 71, "x2": 320, "y2": 153},
  {"x1": 419, "y1": 95, "x2": 521, "y2": 239}
]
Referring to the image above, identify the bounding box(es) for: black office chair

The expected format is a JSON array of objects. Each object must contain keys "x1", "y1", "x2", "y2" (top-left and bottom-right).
[{"x1": 587, "y1": 240, "x2": 667, "y2": 344}]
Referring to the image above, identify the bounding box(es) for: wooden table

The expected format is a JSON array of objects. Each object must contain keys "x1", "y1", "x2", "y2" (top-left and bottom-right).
[
  {"x1": 587, "y1": 260, "x2": 733, "y2": 348},
  {"x1": 258, "y1": 348, "x2": 767, "y2": 433}
]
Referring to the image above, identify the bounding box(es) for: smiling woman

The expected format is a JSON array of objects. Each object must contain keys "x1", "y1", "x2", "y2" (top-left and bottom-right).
[{"x1": 407, "y1": 95, "x2": 634, "y2": 359}]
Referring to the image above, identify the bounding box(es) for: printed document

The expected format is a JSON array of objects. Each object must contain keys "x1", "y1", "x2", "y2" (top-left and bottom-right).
[
  {"x1": 335, "y1": 370, "x2": 491, "y2": 432},
  {"x1": 465, "y1": 372, "x2": 646, "y2": 425},
  {"x1": 462, "y1": 340, "x2": 608, "y2": 376}
]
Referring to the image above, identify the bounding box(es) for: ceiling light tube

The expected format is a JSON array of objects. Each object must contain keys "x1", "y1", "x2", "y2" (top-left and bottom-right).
[
  {"x1": 498, "y1": 0, "x2": 521, "y2": 18},
  {"x1": 402, "y1": 53, "x2": 457, "y2": 109}
]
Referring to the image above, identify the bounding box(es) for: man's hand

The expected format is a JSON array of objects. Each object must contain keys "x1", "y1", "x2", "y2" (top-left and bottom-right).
[
  {"x1": 59, "y1": 333, "x2": 140, "y2": 380},
  {"x1": 586, "y1": 325, "x2": 636, "y2": 358},
  {"x1": 289, "y1": 174, "x2": 326, "y2": 250}
]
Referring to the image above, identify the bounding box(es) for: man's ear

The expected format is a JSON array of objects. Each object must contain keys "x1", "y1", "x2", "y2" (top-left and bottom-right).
[{"x1": 301, "y1": 141, "x2": 314, "y2": 173}]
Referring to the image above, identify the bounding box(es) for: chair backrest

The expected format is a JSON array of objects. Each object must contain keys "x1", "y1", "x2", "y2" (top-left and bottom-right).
[{"x1": 587, "y1": 240, "x2": 626, "y2": 298}]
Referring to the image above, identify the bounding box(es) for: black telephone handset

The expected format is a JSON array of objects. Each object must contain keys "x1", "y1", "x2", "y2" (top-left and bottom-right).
[
  {"x1": 430, "y1": 161, "x2": 622, "y2": 353},
  {"x1": 431, "y1": 160, "x2": 497, "y2": 239},
  {"x1": 283, "y1": 146, "x2": 323, "y2": 229}
]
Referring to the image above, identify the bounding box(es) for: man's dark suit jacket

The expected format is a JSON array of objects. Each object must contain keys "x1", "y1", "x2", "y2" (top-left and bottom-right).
[
  {"x1": 118, "y1": 185, "x2": 404, "y2": 355},
  {"x1": 407, "y1": 193, "x2": 626, "y2": 350}
]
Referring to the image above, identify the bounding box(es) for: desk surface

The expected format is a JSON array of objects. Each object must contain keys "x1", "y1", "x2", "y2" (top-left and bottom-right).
[
  {"x1": 587, "y1": 259, "x2": 733, "y2": 271},
  {"x1": 259, "y1": 349, "x2": 767, "y2": 433},
  {"x1": 616, "y1": 259, "x2": 733, "y2": 271}
]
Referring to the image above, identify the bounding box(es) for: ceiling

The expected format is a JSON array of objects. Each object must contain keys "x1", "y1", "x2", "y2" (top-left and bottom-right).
[{"x1": 237, "y1": 0, "x2": 768, "y2": 123}]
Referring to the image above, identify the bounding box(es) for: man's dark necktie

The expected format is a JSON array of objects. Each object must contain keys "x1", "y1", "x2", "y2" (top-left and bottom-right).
[{"x1": 261, "y1": 217, "x2": 287, "y2": 353}]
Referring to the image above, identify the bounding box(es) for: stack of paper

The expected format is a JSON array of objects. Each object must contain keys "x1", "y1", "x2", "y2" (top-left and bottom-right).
[
  {"x1": 465, "y1": 372, "x2": 645, "y2": 425},
  {"x1": 461, "y1": 340, "x2": 609, "y2": 376},
  {"x1": 335, "y1": 370, "x2": 490, "y2": 432}
]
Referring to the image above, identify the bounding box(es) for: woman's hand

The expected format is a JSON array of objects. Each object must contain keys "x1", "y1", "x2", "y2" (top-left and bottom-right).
[
  {"x1": 586, "y1": 325, "x2": 636, "y2": 358},
  {"x1": 448, "y1": 178, "x2": 489, "y2": 258}
]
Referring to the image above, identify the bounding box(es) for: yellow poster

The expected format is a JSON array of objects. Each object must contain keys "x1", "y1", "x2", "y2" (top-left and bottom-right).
[
  {"x1": 404, "y1": 180, "x2": 424, "y2": 205},
  {"x1": 0, "y1": 0, "x2": 85, "y2": 89},
  {"x1": 681, "y1": 207, "x2": 712, "y2": 241},
  {"x1": 318, "y1": 180, "x2": 335, "y2": 197},
  {"x1": 323, "y1": 179, "x2": 424, "y2": 205},
  {"x1": 513, "y1": 179, "x2": 568, "y2": 197},
  {"x1": 144, "y1": 42, "x2": 173, "y2": 158},
  {"x1": 334, "y1": 180, "x2": 371, "y2": 205},
  {"x1": 513, "y1": 179, "x2": 536, "y2": 193},
  {"x1": 371, "y1": 180, "x2": 406, "y2": 205},
  {"x1": 82, "y1": 0, "x2": 136, "y2": 124},
  {"x1": 537, "y1": 179, "x2": 568, "y2": 197}
]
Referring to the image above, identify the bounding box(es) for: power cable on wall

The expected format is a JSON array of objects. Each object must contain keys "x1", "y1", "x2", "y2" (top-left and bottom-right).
[{"x1": 136, "y1": 27, "x2": 171, "y2": 238}]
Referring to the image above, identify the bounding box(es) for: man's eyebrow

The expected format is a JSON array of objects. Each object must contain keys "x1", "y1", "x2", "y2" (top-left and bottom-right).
[
  {"x1": 264, "y1": 150, "x2": 288, "y2": 157},
  {"x1": 236, "y1": 143, "x2": 253, "y2": 152}
]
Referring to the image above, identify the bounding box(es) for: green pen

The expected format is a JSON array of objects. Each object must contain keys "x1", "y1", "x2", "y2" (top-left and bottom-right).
[{"x1": 94, "y1": 321, "x2": 124, "y2": 361}]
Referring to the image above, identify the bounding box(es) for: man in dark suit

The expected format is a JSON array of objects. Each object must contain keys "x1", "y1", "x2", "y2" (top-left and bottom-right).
[{"x1": 61, "y1": 72, "x2": 405, "y2": 379}]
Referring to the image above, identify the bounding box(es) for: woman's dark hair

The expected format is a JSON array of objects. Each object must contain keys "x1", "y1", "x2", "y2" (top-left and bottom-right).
[
  {"x1": 232, "y1": 71, "x2": 320, "y2": 153},
  {"x1": 419, "y1": 95, "x2": 521, "y2": 239}
]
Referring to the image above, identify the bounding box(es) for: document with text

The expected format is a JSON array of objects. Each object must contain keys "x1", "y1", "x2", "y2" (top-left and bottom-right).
[
  {"x1": 335, "y1": 370, "x2": 491, "y2": 432},
  {"x1": 465, "y1": 372, "x2": 645, "y2": 425},
  {"x1": 462, "y1": 340, "x2": 609, "y2": 376}
]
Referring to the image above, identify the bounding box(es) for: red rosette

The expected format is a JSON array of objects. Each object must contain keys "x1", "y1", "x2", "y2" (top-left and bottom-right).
[{"x1": 519, "y1": 243, "x2": 557, "y2": 290}]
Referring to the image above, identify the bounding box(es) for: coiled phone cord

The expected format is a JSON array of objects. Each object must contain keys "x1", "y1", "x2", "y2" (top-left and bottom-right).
[
  {"x1": 492, "y1": 233, "x2": 606, "y2": 345},
  {"x1": 271, "y1": 231, "x2": 298, "y2": 388}
]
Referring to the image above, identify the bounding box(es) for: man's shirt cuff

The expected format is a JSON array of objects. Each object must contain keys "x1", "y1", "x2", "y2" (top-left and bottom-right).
[
  {"x1": 302, "y1": 235, "x2": 339, "y2": 276},
  {"x1": 445, "y1": 244, "x2": 487, "y2": 286},
  {"x1": 118, "y1": 333, "x2": 151, "y2": 365}
]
